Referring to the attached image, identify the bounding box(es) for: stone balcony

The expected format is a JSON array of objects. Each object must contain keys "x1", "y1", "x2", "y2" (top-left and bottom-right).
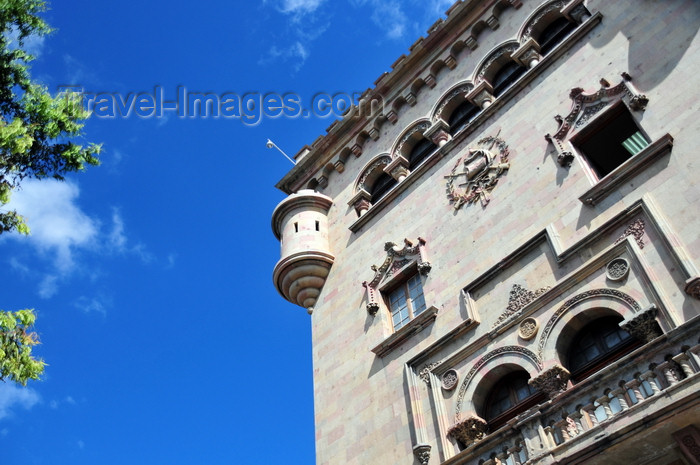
[{"x1": 444, "y1": 317, "x2": 700, "y2": 465}]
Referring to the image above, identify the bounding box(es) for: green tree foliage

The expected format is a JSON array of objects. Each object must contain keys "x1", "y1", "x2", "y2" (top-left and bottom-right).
[
  {"x1": 0, "y1": 309, "x2": 44, "y2": 385},
  {"x1": 0, "y1": 0, "x2": 100, "y2": 384},
  {"x1": 1, "y1": 0, "x2": 100, "y2": 234}
]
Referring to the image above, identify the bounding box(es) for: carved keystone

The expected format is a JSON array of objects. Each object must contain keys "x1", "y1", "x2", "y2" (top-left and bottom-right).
[
  {"x1": 529, "y1": 365, "x2": 570, "y2": 398},
  {"x1": 620, "y1": 305, "x2": 662, "y2": 343},
  {"x1": 448, "y1": 415, "x2": 488, "y2": 446}
]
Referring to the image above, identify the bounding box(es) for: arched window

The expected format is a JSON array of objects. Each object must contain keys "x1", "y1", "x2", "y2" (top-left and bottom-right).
[
  {"x1": 370, "y1": 172, "x2": 397, "y2": 204},
  {"x1": 408, "y1": 138, "x2": 438, "y2": 170},
  {"x1": 483, "y1": 371, "x2": 545, "y2": 430},
  {"x1": 491, "y1": 61, "x2": 526, "y2": 97},
  {"x1": 566, "y1": 316, "x2": 642, "y2": 382},
  {"x1": 536, "y1": 17, "x2": 577, "y2": 55},
  {"x1": 448, "y1": 100, "x2": 480, "y2": 135}
]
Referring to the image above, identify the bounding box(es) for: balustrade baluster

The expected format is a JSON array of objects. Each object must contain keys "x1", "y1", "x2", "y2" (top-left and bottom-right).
[
  {"x1": 569, "y1": 411, "x2": 585, "y2": 434},
  {"x1": 610, "y1": 388, "x2": 629, "y2": 411},
  {"x1": 624, "y1": 379, "x2": 644, "y2": 404},
  {"x1": 641, "y1": 370, "x2": 661, "y2": 395},
  {"x1": 555, "y1": 419, "x2": 570, "y2": 442},
  {"x1": 672, "y1": 353, "x2": 695, "y2": 377},
  {"x1": 582, "y1": 403, "x2": 599, "y2": 427},
  {"x1": 658, "y1": 360, "x2": 681, "y2": 386},
  {"x1": 595, "y1": 396, "x2": 613, "y2": 420},
  {"x1": 507, "y1": 445, "x2": 523, "y2": 465}
]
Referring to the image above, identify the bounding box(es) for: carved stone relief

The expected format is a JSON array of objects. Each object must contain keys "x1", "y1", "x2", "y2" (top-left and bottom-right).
[
  {"x1": 606, "y1": 257, "x2": 630, "y2": 281},
  {"x1": 519, "y1": 317, "x2": 539, "y2": 340},
  {"x1": 441, "y1": 369, "x2": 459, "y2": 391},
  {"x1": 448, "y1": 415, "x2": 488, "y2": 446},
  {"x1": 413, "y1": 444, "x2": 432, "y2": 465},
  {"x1": 493, "y1": 284, "x2": 551, "y2": 328},
  {"x1": 445, "y1": 135, "x2": 510, "y2": 209},
  {"x1": 529, "y1": 364, "x2": 570, "y2": 398},
  {"x1": 615, "y1": 218, "x2": 646, "y2": 249},
  {"x1": 620, "y1": 305, "x2": 662, "y2": 343},
  {"x1": 419, "y1": 361, "x2": 442, "y2": 386}
]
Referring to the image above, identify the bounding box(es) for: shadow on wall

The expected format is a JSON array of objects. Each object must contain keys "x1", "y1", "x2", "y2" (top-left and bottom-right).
[{"x1": 588, "y1": 0, "x2": 700, "y2": 91}]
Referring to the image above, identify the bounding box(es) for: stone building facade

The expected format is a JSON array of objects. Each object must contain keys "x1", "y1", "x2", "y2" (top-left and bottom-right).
[{"x1": 271, "y1": 1, "x2": 700, "y2": 464}]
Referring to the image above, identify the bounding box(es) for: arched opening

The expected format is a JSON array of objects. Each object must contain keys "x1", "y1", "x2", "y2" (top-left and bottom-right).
[
  {"x1": 565, "y1": 315, "x2": 642, "y2": 383},
  {"x1": 491, "y1": 60, "x2": 526, "y2": 97},
  {"x1": 370, "y1": 172, "x2": 397, "y2": 204},
  {"x1": 482, "y1": 370, "x2": 545, "y2": 431},
  {"x1": 448, "y1": 100, "x2": 480, "y2": 135},
  {"x1": 408, "y1": 137, "x2": 438, "y2": 170},
  {"x1": 536, "y1": 17, "x2": 577, "y2": 55}
]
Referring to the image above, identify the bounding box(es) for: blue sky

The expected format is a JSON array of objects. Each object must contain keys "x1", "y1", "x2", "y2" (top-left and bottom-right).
[{"x1": 1, "y1": 0, "x2": 453, "y2": 463}]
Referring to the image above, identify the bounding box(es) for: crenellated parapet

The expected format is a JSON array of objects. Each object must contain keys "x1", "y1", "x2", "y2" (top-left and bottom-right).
[{"x1": 272, "y1": 190, "x2": 334, "y2": 314}]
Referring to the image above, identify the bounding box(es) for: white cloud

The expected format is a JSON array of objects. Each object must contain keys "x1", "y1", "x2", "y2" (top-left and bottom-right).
[
  {"x1": 4, "y1": 179, "x2": 151, "y2": 298},
  {"x1": 259, "y1": 41, "x2": 311, "y2": 72},
  {"x1": 0, "y1": 383, "x2": 41, "y2": 420},
  {"x1": 372, "y1": 2, "x2": 408, "y2": 39},
  {"x1": 8, "y1": 179, "x2": 98, "y2": 273},
  {"x1": 278, "y1": 0, "x2": 325, "y2": 15},
  {"x1": 73, "y1": 295, "x2": 110, "y2": 316}
]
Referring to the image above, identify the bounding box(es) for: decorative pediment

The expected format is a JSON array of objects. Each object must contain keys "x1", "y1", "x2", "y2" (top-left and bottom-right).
[
  {"x1": 547, "y1": 72, "x2": 648, "y2": 143},
  {"x1": 362, "y1": 238, "x2": 431, "y2": 315},
  {"x1": 493, "y1": 284, "x2": 551, "y2": 328}
]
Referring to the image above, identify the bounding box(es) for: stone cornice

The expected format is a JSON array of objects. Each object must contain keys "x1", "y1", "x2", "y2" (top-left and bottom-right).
[{"x1": 275, "y1": 0, "x2": 513, "y2": 194}]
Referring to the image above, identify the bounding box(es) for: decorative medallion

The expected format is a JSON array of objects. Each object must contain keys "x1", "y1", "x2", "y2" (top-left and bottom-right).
[
  {"x1": 441, "y1": 369, "x2": 459, "y2": 391},
  {"x1": 606, "y1": 257, "x2": 630, "y2": 281},
  {"x1": 445, "y1": 135, "x2": 510, "y2": 209},
  {"x1": 519, "y1": 317, "x2": 539, "y2": 340}
]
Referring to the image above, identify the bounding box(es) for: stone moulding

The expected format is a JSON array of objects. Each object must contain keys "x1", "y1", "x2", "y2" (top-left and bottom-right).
[
  {"x1": 371, "y1": 306, "x2": 439, "y2": 357},
  {"x1": 363, "y1": 238, "x2": 431, "y2": 315},
  {"x1": 455, "y1": 346, "x2": 542, "y2": 421},
  {"x1": 578, "y1": 133, "x2": 674, "y2": 206},
  {"x1": 537, "y1": 288, "x2": 642, "y2": 359}
]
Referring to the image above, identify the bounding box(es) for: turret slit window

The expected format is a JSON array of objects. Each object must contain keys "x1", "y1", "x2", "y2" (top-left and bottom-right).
[{"x1": 387, "y1": 273, "x2": 426, "y2": 331}]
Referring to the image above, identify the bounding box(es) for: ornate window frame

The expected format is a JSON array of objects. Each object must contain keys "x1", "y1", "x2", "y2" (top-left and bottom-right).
[
  {"x1": 545, "y1": 73, "x2": 674, "y2": 206},
  {"x1": 364, "y1": 238, "x2": 437, "y2": 357}
]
